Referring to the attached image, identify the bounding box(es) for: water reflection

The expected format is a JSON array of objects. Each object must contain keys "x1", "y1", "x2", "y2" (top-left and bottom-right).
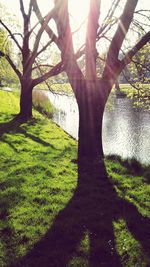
[
  {"x1": 102, "y1": 98, "x2": 150, "y2": 164},
  {"x1": 34, "y1": 90, "x2": 150, "y2": 164},
  {"x1": 47, "y1": 92, "x2": 79, "y2": 138}
]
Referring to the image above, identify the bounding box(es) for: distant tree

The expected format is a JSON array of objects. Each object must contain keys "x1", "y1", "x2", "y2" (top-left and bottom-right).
[
  {"x1": 0, "y1": 28, "x2": 17, "y2": 86},
  {"x1": 122, "y1": 42, "x2": 150, "y2": 109}
]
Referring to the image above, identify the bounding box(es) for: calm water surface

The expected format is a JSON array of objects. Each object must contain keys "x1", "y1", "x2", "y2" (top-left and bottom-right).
[{"x1": 35, "y1": 90, "x2": 150, "y2": 165}]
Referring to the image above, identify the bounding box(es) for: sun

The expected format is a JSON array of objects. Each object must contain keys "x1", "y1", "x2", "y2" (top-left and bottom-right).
[
  {"x1": 69, "y1": 0, "x2": 90, "y2": 28},
  {"x1": 68, "y1": 0, "x2": 90, "y2": 49}
]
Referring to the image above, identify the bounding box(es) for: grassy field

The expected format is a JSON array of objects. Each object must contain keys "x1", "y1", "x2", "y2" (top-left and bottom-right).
[{"x1": 0, "y1": 90, "x2": 150, "y2": 267}]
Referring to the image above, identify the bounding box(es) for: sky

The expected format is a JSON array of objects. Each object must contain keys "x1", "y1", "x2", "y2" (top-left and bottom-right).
[
  {"x1": 0, "y1": 0, "x2": 149, "y2": 54},
  {"x1": 0, "y1": 0, "x2": 89, "y2": 49},
  {"x1": 1, "y1": 0, "x2": 148, "y2": 19},
  {"x1": 1, "y1": 1, "x2": 149, "y2": 32}
]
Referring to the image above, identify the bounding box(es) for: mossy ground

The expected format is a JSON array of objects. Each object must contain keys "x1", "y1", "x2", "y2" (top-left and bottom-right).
[{"x1": 0, "y1": 90, "x2": 149, "y2": 267}]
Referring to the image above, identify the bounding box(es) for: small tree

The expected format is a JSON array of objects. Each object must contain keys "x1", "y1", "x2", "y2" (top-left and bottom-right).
[{"x1": 0, "y1": 1, "x2": 63, "y2": 119}]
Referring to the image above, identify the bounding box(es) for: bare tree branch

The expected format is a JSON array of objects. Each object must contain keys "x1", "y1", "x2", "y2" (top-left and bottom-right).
[
  {"x1": 19, "y1": 0, "x2": 26, "y2": 17},
  {"x1": 132, "y1": 59, "x2": 150, "y2": 72},
  {"x1": 34, "y1": 60, "x2": 56, "y2": 93},
  {"x1": 32, "y1": 0, "x2": 62, "y2": 50},
  {"x1": 36, "y1": 39, "x2": 53, "y2": 58},
  {"x1": 27, "y1": 8, "x2": 55, "y2": 68},
  {"x1": 33, "y1": 0, "x2": 87, "y2": 64},
  {"x1": 28, "y1": 0, "x2": 33, "y2": 18},
  {"x1": 85, "y1": 0, "x2": 100, "y2": 79},
  {"x1": 53, "y1": 0, "x2": 84, "y2": 83},
  {"x1": 121, "y1": 69, "x2": 141, "y2": 91},
  {"x1": 97, "y1": 0, "x2": 121, "y2": 38},
  {"x1": 0, "y1": 51, "x2": 22, "y2": 80},
  {"x1": 32, "y1": 61, "x2": 64, "y2": 86},
  {"x1": 0, "y1": 20, "x2": 22, "y2": 51},
  {"x1": 32, "y1": 64, "x2": 54, "y2": 71},
  {"x1": 103, "y1": 0, "x2": 138, "y2": 79},
  {"x1": 120, "y1": 30, "x2": 150, "y2": 71}
]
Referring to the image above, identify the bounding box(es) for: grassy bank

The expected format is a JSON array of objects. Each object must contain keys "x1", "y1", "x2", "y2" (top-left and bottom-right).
[
  {"x1": 32, "y1": 90, "x2": 55, "y2": 118},
  {"x1": 0, "y1": 90, "x2": 150, "y2": 267}
]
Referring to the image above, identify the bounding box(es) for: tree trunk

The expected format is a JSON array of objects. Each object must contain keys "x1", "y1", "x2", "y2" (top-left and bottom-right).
[
  {"x1": 115, "y1": 80, "x2": 121, "y2": 92},
  {"x1": 77, "y1": 81, "x2": 107, "y2": 162},
  {"x1": 19, "y1": 78, "x2": 33, "y2": 119}
]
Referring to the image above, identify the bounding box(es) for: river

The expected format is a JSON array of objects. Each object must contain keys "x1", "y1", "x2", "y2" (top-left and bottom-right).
[{"x1": 34, "y1": 90, "x2": 150, "y2": 165}]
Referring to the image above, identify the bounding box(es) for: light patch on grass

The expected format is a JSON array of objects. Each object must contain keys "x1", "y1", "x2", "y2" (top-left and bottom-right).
[{"x1": 113, "y1": 219, "x2": 148, "y2": 267}]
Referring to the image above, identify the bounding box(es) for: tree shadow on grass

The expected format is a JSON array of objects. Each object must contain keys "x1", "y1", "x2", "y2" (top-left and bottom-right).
[
  {"x1": 0, "y1": 117, "x2": 54, "y2": 148},
  {"x1": 10, "y1": 160, "x2": 150, "y2": 267},
  {"x1": 106, "y1": 155, "x2": 150, "y2": 184},
  {"x1": 0, "y1": 175, "x2": 26, "y2": 266}
]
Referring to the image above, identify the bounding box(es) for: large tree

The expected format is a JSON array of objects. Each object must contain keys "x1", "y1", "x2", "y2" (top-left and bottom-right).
[{"x1": 38, "y1": 0, "x2": 150, "y2": 161}]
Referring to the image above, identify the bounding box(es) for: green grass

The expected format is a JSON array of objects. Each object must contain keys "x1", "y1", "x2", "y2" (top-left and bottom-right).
[{"x1": 0, "y1": 90, "x2": 150, "y2": 267}]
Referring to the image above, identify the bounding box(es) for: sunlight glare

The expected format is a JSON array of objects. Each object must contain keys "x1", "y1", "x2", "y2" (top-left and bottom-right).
[
  {"x1": 69, "y1": 0, "x2": 90, "y2": 29},
  {"x1": 68, "y1": 0, "x2": 90, "y2": 49}
]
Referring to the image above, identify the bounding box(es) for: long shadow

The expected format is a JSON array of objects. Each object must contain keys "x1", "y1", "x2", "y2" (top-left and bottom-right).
[
  {"x1": 106, "y1": 155, "x2": 150, "y2": 184},
  {"x1": 0, "y1": 117, "x2": 54, "y2": 148},
  {"x1": 0, "y1": 174, "x2": 26, "y2": 266},
  {"x1": 10, "y1": 159, "x2": 150, "y2": 267}
]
